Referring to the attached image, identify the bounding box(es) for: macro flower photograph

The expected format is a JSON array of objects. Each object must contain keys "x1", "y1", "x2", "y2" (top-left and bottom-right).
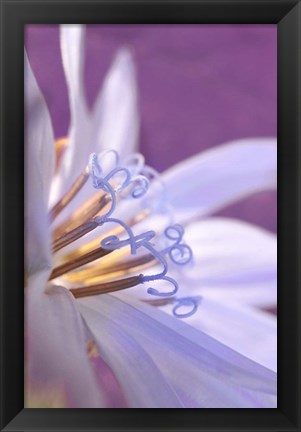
[{"x1": 25, "y1": 24, "x2": 277, "y2": 408}]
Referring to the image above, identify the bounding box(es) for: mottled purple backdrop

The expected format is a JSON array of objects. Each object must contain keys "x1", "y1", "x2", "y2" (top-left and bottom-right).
[{"x1": 25, "y1": 25, "x2": 277, "y2": 233}]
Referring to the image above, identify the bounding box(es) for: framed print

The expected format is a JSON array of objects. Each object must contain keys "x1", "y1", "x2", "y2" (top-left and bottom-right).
[{"x1": 0, "y1": 0, "x2": 300, "y2": 431}]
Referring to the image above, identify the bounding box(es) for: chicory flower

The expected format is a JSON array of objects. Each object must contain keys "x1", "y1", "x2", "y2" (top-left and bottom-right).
[{"x1": 25, "y1": 25, "x2": 277, "y2": 408}]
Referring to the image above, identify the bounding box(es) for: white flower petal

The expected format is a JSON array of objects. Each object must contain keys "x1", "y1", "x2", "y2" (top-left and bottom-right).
[
  {"x1": 92, "y1": 49, "x2": 139, "y2": 158},
  {"x1": 79, "y1": 294, "x2": 276, "y2": 408},
  {"x1": 163, "y1": 138, "x2": 277, "y2": 220},
  {"x1": 197, "y1": 281, "x2": 276, "y2": 309},
  {"x1": 51, "y1": 25, "x2": 90, "y2": 205},
  {"x1": 78, "y1": 299, "x2": 182, "y2": 408},
  {"x1": 25, "y1": 51, "x2": 55, "y2": 274},
  {"x1": 60, "y1": 25, "x2": 85, "y2": 116},
  {"x1": 50, "y1": 45, "x2": 138, "y2": 220},
  {"x1": 160, "y1": 297, "x2": 277, "y2": 372},
  {"x1": 183, "y1": 218, "x2": 277, "y2": 307},
  {"x1": 26, "y1": 271, "x2": 106, "y2": 407}
]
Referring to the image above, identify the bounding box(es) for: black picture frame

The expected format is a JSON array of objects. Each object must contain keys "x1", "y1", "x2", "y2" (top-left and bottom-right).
[{"x1": 0, "y1": 0, "x2": 300, "y2": 431}]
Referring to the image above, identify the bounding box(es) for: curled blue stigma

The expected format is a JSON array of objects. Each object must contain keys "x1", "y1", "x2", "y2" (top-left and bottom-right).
[
  {"x1": 89, "y1": 151, "x2": 149, "y2": 202},
  {"x1": 88, "y1": 150, "x2": 196, "y2": 317},
  {"x1": 172, "y1": 296, "x2": 201, "y2": 318},
  {"x1": 161, "y1": 224, "x2": 193, "y2": 265}
]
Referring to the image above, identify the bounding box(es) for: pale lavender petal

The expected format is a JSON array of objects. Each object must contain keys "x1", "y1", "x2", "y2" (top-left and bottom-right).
[
  {"x1": 163, "y1": 138, "x2": 277, "y2": 221},
  {"x1": 60, "y1": 25, "x2": 85, "y2": 117},
  {"x1": 50, "y1": 45, "x2": 138, "y2": 220},
  {"x1": 26, "y1": 271, "x2": 106, "y2": 407},
  {"x1": 183, "y1": 218, "x2": 277, "y2": 307},
  {"x1": 50, "y1": 25, "x2": 90, "y2": 205},
  {"x1": 25, "y1": 51, "x2": 54, "y2": 274},
  {"x1": 78, "y1": 298, "x2": 183, "y2": 408},
  {"x1": 92, "y1": 49, "x2": 139, "y2": 158},
  {"x1": 194, "y1": 281, "x2": 276, "y2": 309},
  {"x1": 88, "y1": 354, "x2": 128, "y2": 408},
  {"x1": 160, "y1": 297, "x2": 277, "y2": 372},
  {"x1": 79, "y1": 294, "x2": 277, "y2": 408}
]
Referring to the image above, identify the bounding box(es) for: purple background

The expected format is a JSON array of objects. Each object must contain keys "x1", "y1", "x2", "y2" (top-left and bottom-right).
[{"x1": 25, "y1": 25, "x2": 277, "y2": 233}]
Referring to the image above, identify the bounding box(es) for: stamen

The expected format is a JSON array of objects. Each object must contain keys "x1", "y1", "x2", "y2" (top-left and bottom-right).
[
  {"x1": 58, "y1": 210, "x2": 150, "y2": 263},
  {"x1": 49, "y1": 246, "x2": 112, "y2": 280},
  {"x1": 55, "y1": 137, "x2": 68, "y2": 171},
  {"x1": 53, "y1": 192, "x2": 110, "y2": 241},
  {"x1": 49, "y1": 167, "x2": 90, "y2": 222},
  {"x1": 144, "y1": 298, "x2": 175, "y2": 307},
  {"x1": 52, "y1": 220, "x2": 99, "y2": 253},
  {"x1": 63, "y1": 246, "x2": 132, "y2": 283},
  {"x1": 90, "y1": 253, "x2": 154, "y2": 276},
  {"x1": 53, "y1": 150, "x2": 150, "y2": 252},
  {"x1": 63, "y1": 253, "x2": 155, "y2": 285},
  {"x1": 59, "y1": 224, "x2": 127, "y2": 263},
  {"x1": 70, "y1": 274, "x2": 143, "y2": 298},
  {"x1": 51, "y1": 150, "x2": 149, "y2": 251},
  {"x1": 47, "y1": 149, "x2": 197, "y2": 318},
  {"x1": 98, "y1": 217, "x2": 192, "y2": 298}
]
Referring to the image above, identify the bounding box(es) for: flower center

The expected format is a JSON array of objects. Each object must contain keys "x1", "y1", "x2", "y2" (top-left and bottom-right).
[{"x1": 48, "y1": 144, "x2": 198, "y2": 318}]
